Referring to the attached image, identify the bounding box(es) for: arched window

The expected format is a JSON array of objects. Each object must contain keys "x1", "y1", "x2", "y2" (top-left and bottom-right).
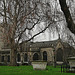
[
  {"x1": 33, "y1": 53, "x2": 39, "y2": 61},
  {"x1": 56, "y1": 48, "x2": 63, "y2": 61},
  {"x1": 24, "y1": 54, "x2": 28, "y2": 62},
  {"x1": 7, "y1": 55, "x2": 10, "y2": 62},
  {"x1": 43, "y1": 51, "x2": 47, "y2": 61},
  {"x1": 1, "y1": 56, "x2": 4, "y2": 62},
  {"x1": 0, "y1": 55, "x2": 1, "y2": 62},
  {"x1": 17, "y1": 53, "x2": 21, "y2": 62}
]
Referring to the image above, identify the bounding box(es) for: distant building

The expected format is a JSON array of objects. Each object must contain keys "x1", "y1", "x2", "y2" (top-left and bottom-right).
[{"x1": 0, "y1": 25, "x2": 11, "y2": 65}]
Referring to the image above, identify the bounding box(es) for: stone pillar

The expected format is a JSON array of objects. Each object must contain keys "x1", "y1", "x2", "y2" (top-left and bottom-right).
[
  {"x1": 29, "y1": 52, "x2": 32, "y2": 61},
  {"x1": 28, "y1": 52, "x2": 31, "y2": 65},
  {"x1": 30, "y1": 52, "x2": 33, "y2": 61},
  {"x1": 21, "y1": 53, "x2": 23, "y2": 65},
  {"x1": 30, "y1": 48, "x2": 32, "y2": 61},
  {"x1": 4, "y1": 55, "x2": 7, "y2": 64},
  {"x1": 40, "y1": 51, "x2": 43, "y2": 60}
]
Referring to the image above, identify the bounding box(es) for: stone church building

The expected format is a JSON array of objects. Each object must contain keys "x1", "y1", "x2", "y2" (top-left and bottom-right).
[
  {"x1": 0, "y1": 25, "x2": 75, "y2": 65},
  {"x1": 18, "y1": 39, "x2": 75, "y2": 65}
]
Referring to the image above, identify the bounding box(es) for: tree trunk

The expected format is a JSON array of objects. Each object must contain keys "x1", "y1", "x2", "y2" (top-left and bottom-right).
[
  {"x1": 10, "y1": 48, "x2": 17, "y2": 66},
  {"x1": 59, "y1": 0, "x2": 75, "y2": 34}
]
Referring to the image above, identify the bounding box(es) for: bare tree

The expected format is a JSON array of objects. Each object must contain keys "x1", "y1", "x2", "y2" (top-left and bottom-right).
[{"x1": 0, "y1": 0, "x2": 55, "y2": 66}]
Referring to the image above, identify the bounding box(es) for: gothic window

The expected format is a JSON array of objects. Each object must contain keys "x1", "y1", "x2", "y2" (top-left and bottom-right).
[
  {"x1": 56, "y1": 48, "x2": 63, "y2": 61},
  {"x1": 7, "y1": 55, "x2": 10, "y2": 62},
  {"x1": 0, "y1": 55, "x2": 1, "y2": 62},
  {"x1": 17, "y1": 53, "x2": 21, "y2": 62},
  {"x1": 33, "y1": 53, "x2": 39, "y2": 61},
  {"x1": 43, "y1": 51, "x2": 47, "y2": 61},
  {"x1": 24, "y1": 54, "x2": 28, "y2": 62},
  {"x1": 1, "y1": 56, "x2": 4, "y2": 62}
]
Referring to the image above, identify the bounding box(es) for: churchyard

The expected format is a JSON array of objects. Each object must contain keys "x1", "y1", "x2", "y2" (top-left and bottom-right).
[{"x1": 0, "y1": 66, "x2": 75, "y2": 75}]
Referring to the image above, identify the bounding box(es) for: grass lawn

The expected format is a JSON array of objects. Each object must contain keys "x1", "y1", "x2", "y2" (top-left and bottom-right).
[{"x1": 0, "y1": 66, "x2": 75, "y2": 75}]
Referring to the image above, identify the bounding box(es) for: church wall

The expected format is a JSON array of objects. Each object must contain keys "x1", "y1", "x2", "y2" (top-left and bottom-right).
[{"x1": 41, "y1": 48, "x2": 54, "y2": 65}]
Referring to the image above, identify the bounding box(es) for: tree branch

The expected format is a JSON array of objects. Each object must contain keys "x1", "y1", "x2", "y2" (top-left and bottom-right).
[{"x1": 59, "y1": 0, "x2": 75, "y2": 34}]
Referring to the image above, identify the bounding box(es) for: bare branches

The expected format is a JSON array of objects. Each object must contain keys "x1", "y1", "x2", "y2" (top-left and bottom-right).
[
  {"x1": 25, "y1": 21, "x2": 54, "y2": 42},
  {"x1": 0, "y1": 0, "x2": 54, "y2": 45}
]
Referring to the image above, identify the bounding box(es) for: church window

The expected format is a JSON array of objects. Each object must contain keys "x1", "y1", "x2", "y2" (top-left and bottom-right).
[
  {"x1": 43, "y1": 51, "x2": 47, "y2": 61},
  {"x1": 33, "y1": 53, "x2": 39, "y2": 60}
]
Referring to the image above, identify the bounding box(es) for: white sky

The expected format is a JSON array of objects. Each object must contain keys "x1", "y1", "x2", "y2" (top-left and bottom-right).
[{"x1": 33, "y1": 22, "x2": 58, "y2": 42}]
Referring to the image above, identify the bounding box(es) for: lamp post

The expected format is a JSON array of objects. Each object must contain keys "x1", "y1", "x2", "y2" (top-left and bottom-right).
[{"x1": 53, "y1": 49, "x2": 56, "y2": 68}]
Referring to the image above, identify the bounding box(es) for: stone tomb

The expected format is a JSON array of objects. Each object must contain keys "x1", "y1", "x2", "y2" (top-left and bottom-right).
[
  {"x1": 68, "y1": 57, "x2": 75, "y2": 71},
  {"x1": 32, "y1": 61, "x2": 47, "y2": 70}
]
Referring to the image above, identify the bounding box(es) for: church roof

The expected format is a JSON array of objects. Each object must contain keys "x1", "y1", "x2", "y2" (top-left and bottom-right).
[
  {"x1": 62, "y1": 41, "x2": 70, "y2": 48},
  {"x1": 19, "y1": 38, "x2": 72, "y2": 52},
  {"x1": 30, "y1": 39, "x2": 59, "y2": 48}
]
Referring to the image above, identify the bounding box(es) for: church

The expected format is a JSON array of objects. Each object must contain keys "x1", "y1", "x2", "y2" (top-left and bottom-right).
[
  {"x1": 0, "y1": 25, "x2": 75, "y2": 65},
  {"x1": 18, "y1": 39, "x2": 75, "y2": 65}
]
